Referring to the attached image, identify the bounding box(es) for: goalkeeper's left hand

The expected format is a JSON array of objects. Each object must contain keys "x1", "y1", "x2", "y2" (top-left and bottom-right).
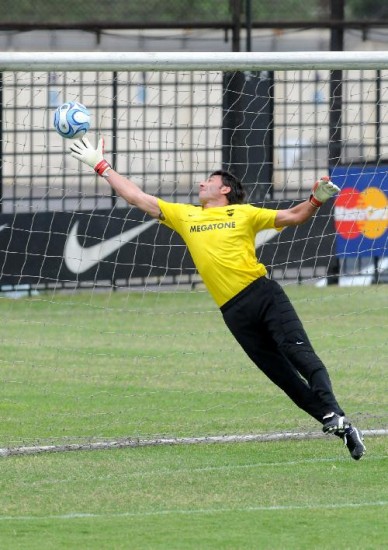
[
  {"x1": 70, "y1": 137, "x2": 111, "y2": 177},
  {"x1": 309, "y1": 176, "x2": 340, "y2": 208}
]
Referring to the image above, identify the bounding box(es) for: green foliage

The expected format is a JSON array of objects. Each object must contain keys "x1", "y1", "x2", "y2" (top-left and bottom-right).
[
  {"x1": 0, "y1": 0, "x2": 326, "y2": 25},
  {"x1": 347, "y1": 0, "x2": 388, "y2": 18},
  {"x1": 5, "y1": 0, "x2": 388, "y2": 26}
]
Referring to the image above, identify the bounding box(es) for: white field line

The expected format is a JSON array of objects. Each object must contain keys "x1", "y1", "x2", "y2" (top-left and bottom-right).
[
  {"x1": 0, "y1": 429, "x2": 387, "y2": 457},
  {"x1": 0, "y1": 501, "x2": 387, "y2": 522}
]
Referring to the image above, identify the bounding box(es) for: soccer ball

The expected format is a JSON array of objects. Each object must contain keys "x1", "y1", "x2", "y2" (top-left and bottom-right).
[{"x1": 54, "y1": 101, "x2": 90, "y2": 139}]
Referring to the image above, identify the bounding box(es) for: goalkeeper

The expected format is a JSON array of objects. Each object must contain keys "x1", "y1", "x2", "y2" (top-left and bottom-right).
[{"x1": 70, "y1": 137, "x2": 366, "y2": 461}]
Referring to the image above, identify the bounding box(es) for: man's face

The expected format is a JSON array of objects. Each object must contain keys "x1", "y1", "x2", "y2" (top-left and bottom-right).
[{"x1": 198, "y1": 175, "x2": 229, "y2": 205}]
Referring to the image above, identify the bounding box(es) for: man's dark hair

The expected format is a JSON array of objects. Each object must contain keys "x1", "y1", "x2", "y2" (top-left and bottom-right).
[{"x1": 210, "y1": 170, "x2": 246, "y2": 204}]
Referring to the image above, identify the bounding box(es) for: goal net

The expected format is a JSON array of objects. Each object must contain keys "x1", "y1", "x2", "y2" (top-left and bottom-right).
[{"x1": 0, "y1": 52, "x2": 387, "y2": 455}]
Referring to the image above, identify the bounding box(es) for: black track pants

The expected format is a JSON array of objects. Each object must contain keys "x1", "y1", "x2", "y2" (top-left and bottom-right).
[{"x1": 221, "y1": 277, "x2": 345, "y2": 423}]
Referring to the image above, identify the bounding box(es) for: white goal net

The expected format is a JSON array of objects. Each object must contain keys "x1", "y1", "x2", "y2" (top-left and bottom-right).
[{"x1": 0, "y1": 52, "x2": 387, "y2": 455}]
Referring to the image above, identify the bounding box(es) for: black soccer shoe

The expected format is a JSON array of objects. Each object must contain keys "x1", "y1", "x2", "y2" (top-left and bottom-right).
[
  {"x1": 343, "y1": 426, "x2": 366, "y2": 461},
  {"x1": 322, "y1": 412, "x2": 351, "y2": 434}
]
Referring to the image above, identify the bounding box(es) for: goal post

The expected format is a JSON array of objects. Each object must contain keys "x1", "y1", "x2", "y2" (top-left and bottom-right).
[
  {"x1": 2, "y1": 50, "x2": 388, "y2": 71},
  {"x1": 0, "y1": 51, "x2": 387, "y2": 455}
]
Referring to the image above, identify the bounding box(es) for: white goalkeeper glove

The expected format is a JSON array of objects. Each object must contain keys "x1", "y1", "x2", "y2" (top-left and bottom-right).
[
  {"x1": 70, "y1": 136, "x2": 111, "y2": 177},
  {"x1": 309, "y1": 176, "x2": 340, "y2": 208}
]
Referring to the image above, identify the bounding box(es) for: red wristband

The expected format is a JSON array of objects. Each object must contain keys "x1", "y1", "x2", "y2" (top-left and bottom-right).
[
  {"x1": 94, "y1": 159, "x2": 111, "y2": 177},
  {"x1": 309, "y1": 194, "x2": 322, "y2": 208}
]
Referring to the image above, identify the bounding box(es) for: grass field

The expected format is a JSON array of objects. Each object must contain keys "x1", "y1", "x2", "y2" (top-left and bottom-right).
[{"x1": 1, "y1": 284, "x2": 387, "y2": 548}]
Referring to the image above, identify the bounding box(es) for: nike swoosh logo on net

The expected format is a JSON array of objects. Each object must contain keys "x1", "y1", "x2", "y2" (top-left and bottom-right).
[
  {"x1": 64, "y1": 219, "x2": 157, "y2": 275},
  {"x1": 255, "y1": 229, "x2": 279, "y2": 249}
]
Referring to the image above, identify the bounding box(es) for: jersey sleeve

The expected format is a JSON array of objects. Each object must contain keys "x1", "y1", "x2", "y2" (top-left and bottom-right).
[
  {"x1": 249, "y1": 205, "x2": 281, "y2": 232},
  {"x1": 157, "y1": 198, "x2": 185, "y2": 232}
]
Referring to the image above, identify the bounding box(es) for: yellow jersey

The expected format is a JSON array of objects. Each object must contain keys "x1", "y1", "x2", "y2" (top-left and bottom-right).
[{"x1": 157, "y1": 199, "x2": 280, "y2": 307}]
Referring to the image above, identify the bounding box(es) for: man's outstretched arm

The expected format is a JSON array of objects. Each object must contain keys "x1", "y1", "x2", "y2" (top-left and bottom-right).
[
  {"x1": 70, "y1": 137, "x2": 161, "y2": 219},
  {"x1": 274, "y1": 176, "x2": 340, "y2": 227}
]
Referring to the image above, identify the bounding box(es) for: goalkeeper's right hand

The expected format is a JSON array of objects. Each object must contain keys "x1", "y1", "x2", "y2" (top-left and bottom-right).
[{"x1": 70, "y1": 137, "x2": 111, "y2": 177}]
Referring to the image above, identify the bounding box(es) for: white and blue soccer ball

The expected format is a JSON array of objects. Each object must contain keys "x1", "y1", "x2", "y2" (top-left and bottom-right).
[{"x1": 54, "y1": 101, "x2": 90, "y2": 139}]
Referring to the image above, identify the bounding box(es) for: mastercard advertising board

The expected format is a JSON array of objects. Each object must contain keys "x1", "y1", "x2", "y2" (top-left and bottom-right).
[{"x1": 331, "y1": 165, "x2": 388, "y2": 257}]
